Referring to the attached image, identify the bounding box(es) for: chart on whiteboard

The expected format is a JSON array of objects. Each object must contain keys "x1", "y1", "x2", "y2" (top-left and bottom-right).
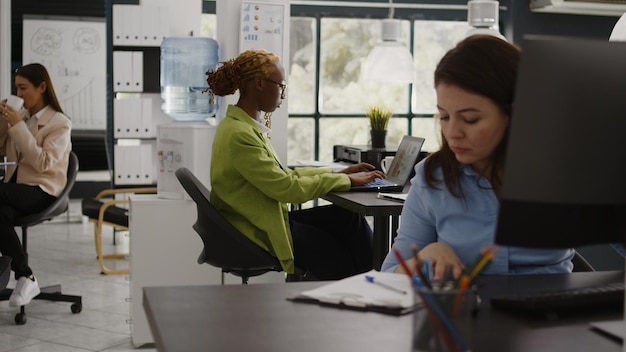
[{"x1": 23, "y1": 16, "x2": 106, "y2": 130}]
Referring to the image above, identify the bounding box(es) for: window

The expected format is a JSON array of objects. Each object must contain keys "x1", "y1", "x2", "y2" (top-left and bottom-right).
[
  {"x1": 202, "y1": 2, "x2": 477, "y2": 162},
  {"x1": 288, "y1": 16, "x2": 470, "y2": 161}
]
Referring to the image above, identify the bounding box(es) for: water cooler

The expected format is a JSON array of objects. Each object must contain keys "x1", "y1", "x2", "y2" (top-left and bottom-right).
[
  {"x1": 157, "y1": 36, "x2": 219, "y2": 199},
  {"x1": 157, "y1": 122, "x2": 216, "y2": 199}
]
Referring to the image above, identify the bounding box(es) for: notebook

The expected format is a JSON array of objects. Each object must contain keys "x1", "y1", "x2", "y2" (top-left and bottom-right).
[
  {"x1": 288, "y1": 270, "x2": 420, "y2": 316},
  {"x1": 350, "y1": 135, "x2": 425, "y2": 192}
]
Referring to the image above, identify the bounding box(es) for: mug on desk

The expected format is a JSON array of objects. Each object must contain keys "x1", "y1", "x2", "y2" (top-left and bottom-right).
[{"x1": 380, "y1": 156, "x2": 394, "y2": 174}]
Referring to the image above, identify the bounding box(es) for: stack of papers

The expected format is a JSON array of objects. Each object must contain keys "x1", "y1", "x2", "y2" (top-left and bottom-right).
[
  {"x1": 289, "y1": 159, "x2": 352, "y2": 172},
  {"x1": 289, "y1": 270, "x2": 420, "y2": 315},
  {"x1": 377, "y1": 192, "x2": 408, "y2": 202}
]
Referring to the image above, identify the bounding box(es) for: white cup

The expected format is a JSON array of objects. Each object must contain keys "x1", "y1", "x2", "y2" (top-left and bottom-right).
[
  {"x1": 6, "y1": 95, "x2": 24, "y2": 111},
  {"x1": 380, "y1": 156, "x2": 394, "y2": 173}
]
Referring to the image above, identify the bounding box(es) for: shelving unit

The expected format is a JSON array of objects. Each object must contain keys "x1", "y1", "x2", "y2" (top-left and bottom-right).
[{"x1": 111, "y1": 3, "x2": 171, "y2": 187}]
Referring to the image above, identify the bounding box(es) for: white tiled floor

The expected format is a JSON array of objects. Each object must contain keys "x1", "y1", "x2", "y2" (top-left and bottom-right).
[{"x1": 0, "y1": 201, "x2": 155, "y2": 352}]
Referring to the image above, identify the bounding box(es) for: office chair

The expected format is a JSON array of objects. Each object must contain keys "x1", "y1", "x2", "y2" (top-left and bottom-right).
[
  {"x1": 0, "y1": 151, "x2": 82, "y2": 325},
  {"x1": 81, "y1": 186, "x2": 157, "y2": 275},
  {"x1": 175, "y1": 167, "x2": 303, "y2": 284}
]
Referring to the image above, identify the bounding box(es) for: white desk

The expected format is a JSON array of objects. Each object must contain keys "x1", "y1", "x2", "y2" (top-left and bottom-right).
[{"x1": 129, "y1": 194, "x2": 285, "y2": 346}]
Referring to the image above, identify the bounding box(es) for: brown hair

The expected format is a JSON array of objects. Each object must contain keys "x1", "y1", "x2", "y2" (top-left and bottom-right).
[
  {"x1": 425, "y1": 35, "x2": 521, "y2": 198},
  {"x1": 15, "y1": 63, "x2": 64, "y2": 114},
  {"x1": 205, "y1": 49, "x2": 280, "y2": 102}
]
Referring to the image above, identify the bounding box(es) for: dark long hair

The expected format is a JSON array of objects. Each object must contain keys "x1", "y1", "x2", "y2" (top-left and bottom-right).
[
  {"x1": 15, "y1": 63, "x2": 64, "y2": 114},
  {"x1": 424, "y1": 35, "x2": 520, "y2": 198}
]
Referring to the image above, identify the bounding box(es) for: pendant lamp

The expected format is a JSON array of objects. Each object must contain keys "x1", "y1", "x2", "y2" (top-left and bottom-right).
[
  {"x1": 466, "y1": 0, "x2": 506, "y2": 40},
  {"x1": 362, "y1": 1, "x2": 415, "y2": 83}
]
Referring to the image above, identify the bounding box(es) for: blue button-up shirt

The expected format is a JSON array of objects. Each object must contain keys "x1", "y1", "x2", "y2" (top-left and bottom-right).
[{"x1": 381, "y1": 160, "x2": 574, "y2": 274}]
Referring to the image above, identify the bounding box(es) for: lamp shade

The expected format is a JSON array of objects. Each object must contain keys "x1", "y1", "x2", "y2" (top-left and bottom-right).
[
  {"x1": 465, "y1": 0, "x2": 505, "y2": 40},
  {"x1": 362, "y1": 19, "x2": 415, "y2": 83}
]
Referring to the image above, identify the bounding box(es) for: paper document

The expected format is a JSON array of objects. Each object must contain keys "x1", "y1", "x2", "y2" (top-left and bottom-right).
[
  {"x1": 289, "y1": 270, "x2": 420, "y2": 315},
  {"x1": 289, "y1": 159, "x2": 353, "y2": 172},
  {"x1": 377, "y1": 192, "x2": 408, "y2": 202}
]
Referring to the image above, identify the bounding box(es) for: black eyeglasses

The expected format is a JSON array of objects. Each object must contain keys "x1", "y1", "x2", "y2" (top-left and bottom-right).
[{"x1": 264, "y1": 78, "x2": 287, "y2": 98}]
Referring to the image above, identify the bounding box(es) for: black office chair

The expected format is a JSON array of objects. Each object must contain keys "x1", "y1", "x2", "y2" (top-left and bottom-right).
[
  {"x1": 175, "y1": 167, "x2": 303, "y2": 284},
  {"x1": 0, "y1": 151, "x2": 82, "y2": 324}
]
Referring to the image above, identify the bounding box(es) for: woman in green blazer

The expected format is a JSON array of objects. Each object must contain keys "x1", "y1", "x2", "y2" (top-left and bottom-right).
[{"x1": 206, "y1": 50, "x2": 384, "y2": 280}]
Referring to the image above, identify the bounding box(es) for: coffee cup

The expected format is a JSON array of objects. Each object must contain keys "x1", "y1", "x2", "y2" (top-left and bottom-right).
[
  {"x1": 6, "y1": 95, "x2": 24, "y2": 111},
  {"x1": 380, "y1": 156, "x2": 394, "y2": 173}
]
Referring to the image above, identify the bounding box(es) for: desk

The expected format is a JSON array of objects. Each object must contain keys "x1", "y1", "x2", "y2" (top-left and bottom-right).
[
  {"x1": 128, "y1": 195, "x2": 286, "y2": 346},
  {"x1": 322, "y1": 191, "x2": 404, "y2": 270},
  {"x1": 143, "y1": 271, "x2": 623, "y2": 352}
]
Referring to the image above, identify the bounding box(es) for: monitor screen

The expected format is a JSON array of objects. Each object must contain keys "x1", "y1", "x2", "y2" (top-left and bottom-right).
[{"x1": 495, "y1": 37, "x2": 626, "y2": 248}]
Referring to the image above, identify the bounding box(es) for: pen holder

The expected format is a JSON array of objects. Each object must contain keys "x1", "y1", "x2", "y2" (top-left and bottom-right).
[{"x1": 412, "y1": 287, "x2": 477, "y2": 352}]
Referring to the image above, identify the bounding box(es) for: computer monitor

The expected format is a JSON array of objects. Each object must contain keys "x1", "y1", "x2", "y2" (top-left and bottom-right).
[{"x1": 495, "y1": 37, "x2": 626, "y2": 248}]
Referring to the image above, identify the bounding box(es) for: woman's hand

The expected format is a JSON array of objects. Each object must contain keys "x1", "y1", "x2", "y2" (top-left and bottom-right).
[
  {"x1": 417, "y1": 242, "x2": 465, "y2": 281},
  {"x1": 0, "y1": 101, "x2": 23, "y2": 126},
  {"x1": 338, "y1": 162, "x2": 377, "y2": 174},
  {"x1": 338, "y1": 162, "x2": 385, "y2": 186},
  {"x1": 394, "y1": 243, "x2": 465, "y2": 281}
]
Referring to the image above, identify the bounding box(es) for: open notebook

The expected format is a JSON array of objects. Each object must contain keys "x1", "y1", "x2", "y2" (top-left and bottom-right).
[{"x1": 350, "y1": 135, "x2": 425, "y2": 192}]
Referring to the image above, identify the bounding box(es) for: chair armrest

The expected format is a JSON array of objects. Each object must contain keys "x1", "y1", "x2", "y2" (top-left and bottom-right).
[{"x1": 94, "y1": 187, "x2": 157, "y2": 200}]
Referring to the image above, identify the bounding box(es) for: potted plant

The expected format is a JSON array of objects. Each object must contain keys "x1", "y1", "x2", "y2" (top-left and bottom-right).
[{"x1": 367, "y1": 105, "x2": 392, "y2": 148}]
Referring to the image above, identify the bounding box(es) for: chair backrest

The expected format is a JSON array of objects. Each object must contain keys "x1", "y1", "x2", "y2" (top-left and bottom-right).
[
  {"x1": 174, "y1": 167, "x2": 282, "y2": 274},
  {"x1": 14, "y1": 151, "x2": 79, "y2": 227}
]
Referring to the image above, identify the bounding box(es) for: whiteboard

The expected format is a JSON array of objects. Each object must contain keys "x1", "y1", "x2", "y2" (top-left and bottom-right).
[{"x1": 23, "y1": 16, "x2": 106, "y2": 130}]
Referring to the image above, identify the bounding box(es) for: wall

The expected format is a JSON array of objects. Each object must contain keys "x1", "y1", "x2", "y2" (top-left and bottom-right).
[{"x1": 502, "y1": 0, "x2": 620, "y2": 44}]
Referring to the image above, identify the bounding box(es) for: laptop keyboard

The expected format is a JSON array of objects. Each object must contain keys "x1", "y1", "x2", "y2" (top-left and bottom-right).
[{"x1": 365, "y1": 178, "x2": 396, "y2": 187}]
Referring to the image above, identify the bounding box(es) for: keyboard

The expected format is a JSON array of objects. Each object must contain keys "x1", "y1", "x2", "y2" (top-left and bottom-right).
[
  {"x1": 490, "y1": 281, "x2": 624, "y2": 314},
  {"x1": 365, "y1": 178, "x2": 396, "y2": 187}
]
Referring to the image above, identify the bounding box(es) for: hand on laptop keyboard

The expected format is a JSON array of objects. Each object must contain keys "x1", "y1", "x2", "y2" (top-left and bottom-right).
[
  {"x1": 348, "y1": 170, "x2": 386, "y2": 186},
  {"x1": 365, "y1": 178, "x2": 394, "y2": 187}
]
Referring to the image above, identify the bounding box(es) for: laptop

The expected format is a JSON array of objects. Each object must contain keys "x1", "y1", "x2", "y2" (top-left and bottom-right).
[{"x1": 350, "y1": 135, "x2": 425, "y2": 192}]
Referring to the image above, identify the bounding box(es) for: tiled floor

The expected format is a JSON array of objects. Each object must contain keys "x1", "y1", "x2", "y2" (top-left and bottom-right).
[{"x1": 0, "y1": 200, "x2": 155, "y2": 352}]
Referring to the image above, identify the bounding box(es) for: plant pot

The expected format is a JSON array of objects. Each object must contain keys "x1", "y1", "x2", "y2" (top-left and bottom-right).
[{"x1": 370, "y1": 130, "x2": 387, "y2": 149}]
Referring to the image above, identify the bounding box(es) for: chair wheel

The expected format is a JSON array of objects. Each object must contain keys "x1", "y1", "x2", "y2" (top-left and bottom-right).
[
  {"x1": 71, "y1": 302, "x2": 82, "y2": 314},
  {"x1": 14, "y1": 312, "x2": 26, "y2": 325}
]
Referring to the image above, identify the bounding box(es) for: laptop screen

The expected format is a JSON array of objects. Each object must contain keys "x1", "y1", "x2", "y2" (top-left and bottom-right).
[{"x1": 385, "y1": 136, "x2": 425, "y2": 185}]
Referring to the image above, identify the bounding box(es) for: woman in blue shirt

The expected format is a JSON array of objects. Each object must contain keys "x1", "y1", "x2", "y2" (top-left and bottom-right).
[{"x1": 381, "y1": 35, "x2": 573, "y2": 279}]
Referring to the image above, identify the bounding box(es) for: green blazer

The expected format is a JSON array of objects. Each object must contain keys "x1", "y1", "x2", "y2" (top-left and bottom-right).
[{"x1": 210, "y1": 105, "x2": 350, "y2": 273}]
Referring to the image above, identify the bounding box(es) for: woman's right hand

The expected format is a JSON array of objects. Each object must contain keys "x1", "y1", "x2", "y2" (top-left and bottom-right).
[
  {"x1": 0, "y1": 101, "x2": 21, "y2": 126},
  {"x1": 347, "y1": 170, "x2": 385, "y2": 186},
  {"x1": 417, "y1": 242, "x2": 465, "y2": 281}
]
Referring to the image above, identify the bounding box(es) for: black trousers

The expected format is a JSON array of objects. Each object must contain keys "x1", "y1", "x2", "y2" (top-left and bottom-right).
[
  {"x1": 0, "y1": 183, "x2": 55, "y2": 279},
  {"x1": 290, "y1": 205, "x2": 373, "y2": 280}
]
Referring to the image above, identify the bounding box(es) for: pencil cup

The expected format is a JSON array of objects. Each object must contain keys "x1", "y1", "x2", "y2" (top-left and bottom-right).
[{"x1": 412, "y1": 288, "x2": 475, "y2": 352}]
